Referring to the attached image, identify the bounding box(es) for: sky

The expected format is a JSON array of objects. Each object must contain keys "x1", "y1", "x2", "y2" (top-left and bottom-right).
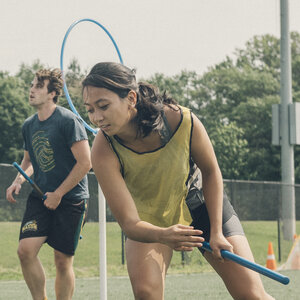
[{"x1": 1, "y1": 0, "x2": 300, "y2": 79}]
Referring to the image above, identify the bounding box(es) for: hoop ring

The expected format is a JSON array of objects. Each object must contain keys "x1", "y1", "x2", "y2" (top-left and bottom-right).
[{"x1": 60, "y1": 18, "x2": 124, "y2": 134}]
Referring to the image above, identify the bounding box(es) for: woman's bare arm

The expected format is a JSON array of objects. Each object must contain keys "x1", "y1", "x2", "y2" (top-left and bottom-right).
[{"x1": 191, "y1": 113, "x2": 233, "y2": 258}]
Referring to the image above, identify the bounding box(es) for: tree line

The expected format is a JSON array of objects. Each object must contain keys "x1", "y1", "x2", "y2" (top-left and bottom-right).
[{"x1": 1, "y1": 33, "x2": 299, "y2": 183}]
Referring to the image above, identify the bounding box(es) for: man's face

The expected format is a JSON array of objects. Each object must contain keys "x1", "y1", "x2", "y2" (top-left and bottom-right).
[{"x1": 29, "y1": 77, "x2": 53, "y2": 107}]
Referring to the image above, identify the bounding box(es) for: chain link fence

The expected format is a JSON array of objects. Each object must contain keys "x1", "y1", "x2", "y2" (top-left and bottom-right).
[
  {"x1": 224, "y1": 179, "x2": 300, "y2": 221},
  {"x1": 0, "y1": 163, "x2": 299, "y2": 222},
  {"x1": 0, "y1": 163, "x2": 114, "y2": 222}
]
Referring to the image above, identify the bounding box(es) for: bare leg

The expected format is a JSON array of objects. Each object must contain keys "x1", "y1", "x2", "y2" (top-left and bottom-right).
[
  {"x1": 18, "y1": 237, "x2": 47, "y2": 300},
  {"x1": 204, "y1": 235, "x2": 275, "y2": 300},
  {"x1": 54, "y1": 250, "x2": 75, "y2": 300},
  {"x1": 126, "y1": 239, "x2": 173, "y2": 300}
]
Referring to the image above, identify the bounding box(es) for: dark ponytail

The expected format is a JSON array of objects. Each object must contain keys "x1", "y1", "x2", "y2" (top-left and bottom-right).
[
  {"x1": 82, "y1": 62, "x2": 177, "y2": 137},
  {"x1": 135, "y1": 82, "x2": 177, "y2": 137}
]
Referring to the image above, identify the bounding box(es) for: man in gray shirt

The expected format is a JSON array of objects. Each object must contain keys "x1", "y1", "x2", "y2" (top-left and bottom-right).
[{"x1": 6, "y1": 68, "x2": 91, "y2": 300}]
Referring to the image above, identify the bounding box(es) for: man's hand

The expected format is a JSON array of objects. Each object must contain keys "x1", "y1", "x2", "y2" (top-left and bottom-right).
[
  {"x1": 6, "y1": 182, "x2": 22, "y2": 203},
  {"x1": 43, "y1": 191, "x2": 62, "y2": 210}
]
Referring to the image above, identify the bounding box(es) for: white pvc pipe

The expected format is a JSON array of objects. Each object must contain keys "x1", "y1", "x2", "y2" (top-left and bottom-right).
[{"x1": 98, "y1": 184, "x2": 107, "y2": 300}]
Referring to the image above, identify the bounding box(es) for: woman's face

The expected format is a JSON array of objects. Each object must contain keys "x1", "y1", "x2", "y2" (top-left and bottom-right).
[{"x1": 83, "y1": 86, "x2": 136, "y2": 136}]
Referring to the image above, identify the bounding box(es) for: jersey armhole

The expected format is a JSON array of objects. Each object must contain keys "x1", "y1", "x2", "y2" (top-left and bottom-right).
[{"x1": 102, "y1": 132, "x2": 125, "y2": 177}]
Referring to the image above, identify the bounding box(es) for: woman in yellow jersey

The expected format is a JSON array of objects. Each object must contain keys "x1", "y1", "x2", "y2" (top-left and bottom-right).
[{"x1": 82, "y1": 62, "x2": 274, "y2": 300}]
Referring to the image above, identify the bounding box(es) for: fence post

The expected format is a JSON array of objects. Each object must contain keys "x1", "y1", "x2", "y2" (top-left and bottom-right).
[
  {"x1": 277, "y1": 218, "x2": 282, "y2": 262},
  {"x1": 121, "y1": 231, "x2": 125, "y2": 265},
  {"x1": 181, "y1": 251, "x2": 185, "y2": 265}
]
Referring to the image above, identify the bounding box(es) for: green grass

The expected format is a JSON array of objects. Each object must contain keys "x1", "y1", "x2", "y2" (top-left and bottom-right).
[
  {"x1": 0, "y1": 271, "x2": 299, "y2": 299},
  {"x1": 0, "y1": 221, "x2": 299, "y2": 281},
  {"x1": 1, "y1": 221, "x2": 300, "y2": 299}
]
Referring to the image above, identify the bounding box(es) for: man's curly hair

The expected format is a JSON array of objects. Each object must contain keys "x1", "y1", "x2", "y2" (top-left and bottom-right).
[{"x1": 35, "y1": 69, "x2": 63, "y2": 103}]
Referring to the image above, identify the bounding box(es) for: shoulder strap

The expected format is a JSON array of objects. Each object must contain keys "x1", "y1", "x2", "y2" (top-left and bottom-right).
[{"x1": 160, "y1": 111, "x2": 173, "y2": 145}]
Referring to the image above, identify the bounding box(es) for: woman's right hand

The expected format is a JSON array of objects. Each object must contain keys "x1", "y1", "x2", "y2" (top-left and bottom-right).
[{"x1": 160, "y1": 224, "x2": 204, "y2": 251}]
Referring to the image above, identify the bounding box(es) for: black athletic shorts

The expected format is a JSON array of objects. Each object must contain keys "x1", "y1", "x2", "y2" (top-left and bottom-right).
[
  {"x1": 19, "y1": 193, "x2": 87, "y2": 255},
  {"x1": 187, "y1": 190, "x2": 245, "y2": 254}
]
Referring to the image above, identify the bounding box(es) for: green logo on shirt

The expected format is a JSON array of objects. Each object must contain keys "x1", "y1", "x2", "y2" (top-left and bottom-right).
[{"x1": 32, "y1": 131, "x2": 55, "y2": 172}]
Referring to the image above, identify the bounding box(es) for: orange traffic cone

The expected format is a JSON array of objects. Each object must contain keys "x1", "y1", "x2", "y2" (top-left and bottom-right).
[{"x1": 266, "y1": 242, "x2": 277, "y2": 270}]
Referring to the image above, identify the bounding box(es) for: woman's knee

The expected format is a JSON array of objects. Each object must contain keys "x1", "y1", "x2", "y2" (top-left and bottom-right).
[
  {"x1": 232, "y1": 288, "x2": 273, "y2": 300},
  {"x1": 125, "y1": 241, "x2": 171, "y2": 299},
  {"x1": 129, "y1": 266, "x2": 164, "y2": 299},
  {"x1": 132, "y1": 280, "x2": 162, "y2": 300}
]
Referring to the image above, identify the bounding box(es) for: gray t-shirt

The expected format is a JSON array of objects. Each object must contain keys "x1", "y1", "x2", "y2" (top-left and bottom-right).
[{"x1": 22, "y1": 106, "x2": 89, "y2": 202}]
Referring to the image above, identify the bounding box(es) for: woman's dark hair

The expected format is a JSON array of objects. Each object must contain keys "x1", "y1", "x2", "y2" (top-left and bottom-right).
[{"x1": 82, "y1": 62, "x2": 177, "y2": 137}]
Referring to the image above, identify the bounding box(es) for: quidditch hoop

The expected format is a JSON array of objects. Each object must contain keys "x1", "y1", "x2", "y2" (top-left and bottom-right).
[{"x1": 60, "y1": 18, "x2": 124, "y2": 134}]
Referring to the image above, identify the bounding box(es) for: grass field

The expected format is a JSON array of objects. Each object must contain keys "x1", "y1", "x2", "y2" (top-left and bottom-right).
[
  {"x1": 0, "y1": 221, "x2": 299, "y2": 299},
  {"x1": 0, "y1": 270, "x2": 299, "y2": 300}
]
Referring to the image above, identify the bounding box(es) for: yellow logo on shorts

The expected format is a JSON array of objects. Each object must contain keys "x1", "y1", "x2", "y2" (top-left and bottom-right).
[{"x1": 22, "y1": 220, "x2": 38, "y2": 233}]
